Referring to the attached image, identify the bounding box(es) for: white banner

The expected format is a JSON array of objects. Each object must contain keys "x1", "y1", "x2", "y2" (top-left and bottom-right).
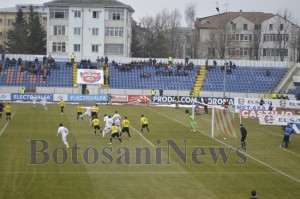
[
  {"x1": 77, "y1": 69, "x2": 104, "y2": 85},
  {"x1": 259, "y1": 114, "x2": 300, "y2": 125},
  {"x1": 0, "y1": 93, "x2": 11, "y2": 101},
  {"x1": 234, "y1": 97, "x2": 300, "y2": 110}
]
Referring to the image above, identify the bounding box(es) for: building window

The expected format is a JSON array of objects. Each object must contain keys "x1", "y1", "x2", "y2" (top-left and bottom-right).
[
  {"x1": 74, "y1": 10, "x2": 81, "y2": 18},
  {"x1": 93, "y1": 11, "x2": 99, "y2": 18},
  {"x1": 243, "y1": 24, "x2": 248, "y2": 31},
  {"x1": 92, "y1": 28, "x2": 99, "y2": 35},
  {"x1": 92, "y1": 45, "x2": 98, "y2": 52},
  {"x1": 104, "y1": 44, "x2": 123, "y2": 55},
  {"x1": 105, "y1": 27, "x2": 124, "y2": 37},
  {"x1": 269, "y1": 24, "x2": 273, "y2": 31},
  {"x1": 52, "y1": 42, "x2": 66, "y2": 52},
  {"x1": 108, "y1": 10, "x2": 124, "y2": 20},
  {"x1": 0, "y1": 19, "x2": 2, "y2": 23},
  {"x1": 50, "y1": 9, "x2": 69, "y2": 19},
  {"x1": 280, "y1": 24, "x2": 284, "y2": 30},
  {"x1": 53, "y1": 25, "x2": 65, "y2": 35},
  {"x1": 231, "y1": 23, "x2": 236, "y2": 31},
  {"x1": 74, "y1": 44, "x2": 80, "y2": 52},
  {"x1": 8, "y1": 19, "x2": 13, "y2": 25},
  {"x1": 74, "y1": 27, "x2": 81, "y2": 35}
]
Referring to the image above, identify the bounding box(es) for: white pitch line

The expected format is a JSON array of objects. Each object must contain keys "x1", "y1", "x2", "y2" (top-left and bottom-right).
[
  {"x1": 255, "y1": 128, "x2": 282, "y2": 137},
  {"x1": 278, "y1": 145, "x2": 300, "y2": 158},
  {"x1": 130, "y1": 126, "x2": 156, "y2": 148},
  {"x1": 0, "y1": 171, "x2": 276, "y2": 174},
  {"x1": 0, "y1": 113, "x2": 15, "y2": 136},
  {"x1": 147, "y1": 107, "x2": 300, "y2": 184}
]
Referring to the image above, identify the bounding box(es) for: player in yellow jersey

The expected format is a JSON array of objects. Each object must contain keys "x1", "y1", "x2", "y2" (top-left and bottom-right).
[
  {"x1": 91, "y1": 116, "x2": 102, "y2": 135},
  {"x1": 5, "y1": 103, "x2": 12, "y2": 121},
  {"x1": 109, "y1": 123, "x2": 122, "y2": 144},
  {"x1": 140, "y1": 114, "x2": 150, "y2": 133},
  {"x1": 121, "y1": 116, "x2": 131, "y2": 140},
  {"x1": 91, "y1": 104, "x2": 99, "y2": 118},
  {"x1": 77, "y1": 104, "x2": 83, "y2": 120},
  {"x1": 59, "y1": 99, "x2": 65, "y2": 114}
]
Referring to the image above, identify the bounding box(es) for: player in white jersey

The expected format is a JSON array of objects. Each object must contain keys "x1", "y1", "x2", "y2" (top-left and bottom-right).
[
  {"x1": 103, "y1": 114, "x2": 108, "y2": 123},
  {"x1": 81, "y1": 106, "x2": 94, "y2": 120},
  {"x1": 57, "y1": 123, "x2": 70, "y2": 148},
  {"x1": 31, "y1": 95, "x2": 38, "y2": 108},
  {"x1": 103, "y1": 115, "x2": 113, "y2": 137},
  {"x1": 41, "y1": 96, "x2": 47, "y2": 110},
  {"x1": 112, "y1": 111, "x2": 121, "y2": 130}
]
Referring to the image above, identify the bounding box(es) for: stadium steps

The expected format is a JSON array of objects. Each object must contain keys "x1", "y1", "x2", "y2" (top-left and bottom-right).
[
  {"x1": 192, "y1": 66, "x2": 206, "y2": 96},
  {"x1": 72, "y1": 63, "x2": 78, "y2": 87}
]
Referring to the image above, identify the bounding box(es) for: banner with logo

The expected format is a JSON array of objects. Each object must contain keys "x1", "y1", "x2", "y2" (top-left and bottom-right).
[
  {"x1": 128, "y1": 95, "x2": 151, "y2": 103},
  {"x1": 0, "y1": 93, "x2": 11, "y2": 101},
  {"x1": 53, "y1": 94, "x2": 68, "y2": 102},
  {"x1": 68, "y1": 94, "x2": 107, "y2": 102},
  {"x1": 259, "y1": 114, "x2": 300, "y2": 125},
  {"x1": 11, "y1": 93, "x2": 53, "y2": 101},
  {"x1": 198, "y1": 97, "x2": 233, "y2": 105},
  {"x1": 77, "y1": 69, "x2": 104, "y2": 84},
  {"x1": 240, "y1": 110, "x2": 295, "y2": 119},
  {"x1": 111, "y1": 95, "x2": 128, "y2": 103},
  {"x1": 234, "y1": 97, "x2": 300, "y2": 110}
]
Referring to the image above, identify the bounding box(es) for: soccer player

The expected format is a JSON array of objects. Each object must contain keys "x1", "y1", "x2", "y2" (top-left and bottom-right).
[
  {"x1": 204, "y1": 98, "x2": 209, "y2": 114},
  {"x1": 240, "y1": 124, "x2": 247, "y2": 149},
  {"x1": 113, "y1": 111, "x2": 121, "y2": 130},
  {"x1": 0, "y1": 101, "x2": 4, "y2": 118},
  {"x1": 41, "y1": 96, "x2": 47, "y2": 111},
  {"x1": 81, "y1": 106, "x2": 93, "y2": 120},
  {"x1": 91, "y1": 104, "x2": 99, "y2": 118},
  {"x1": 103, "y1": 115, "x2": 113, "y2": 137},
  {"x1": 31, "y1": 95, "x2": 38, "y2": 108},
  {"x1": 189, "y1": 113, "x2": 195, "y2": 132},
  {"x1": 121, "y1": 116, "x2": 131, "y2": 140},
  {"x1": 59, "y1": 98, "x2": 65, "y2": 114},
  {"x1": 5, "y1": 103, "x2": 12, "y2": 121},
  {"x1": 77, "y1": 104, "x2": 83, "y2": 120},
  {"x1": 224, "y1": 100, "x2": 229, "y2": 114},
  {"x1": 57, "y1": 123, "x2": 70, "y2": 149},
  {"x1": 109, "y1": 123, "x2": 122, "y2": 144},
  {"x1": 175, "y1": 97, "x2": 179, "y2": 109},
  {"x1": 140, "y1": 114, "x2": 150, "y2": 133},
  {"x1": 90, "y1": 116, "x2": 102, "y2": 135}
]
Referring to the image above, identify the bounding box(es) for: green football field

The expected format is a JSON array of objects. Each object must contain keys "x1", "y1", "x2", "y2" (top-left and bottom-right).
[{"x1": 0, "y1": 102, "x2": 300, "y2": 199}]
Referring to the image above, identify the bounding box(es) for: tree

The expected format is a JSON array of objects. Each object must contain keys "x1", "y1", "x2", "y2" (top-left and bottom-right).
[
  {"x1": 6, "y1": 9, "x2": 28, "y2": 54},
  {"x1": 27, "y1": 5, "x2": 46, "y2": 54},
  {"x1": 185, "y1": 2, "x2": 196, "y2": 28}
]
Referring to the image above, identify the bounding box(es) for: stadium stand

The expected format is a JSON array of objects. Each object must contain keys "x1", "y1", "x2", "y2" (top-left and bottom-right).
[{"x1": 202, "y1": 66, "x2": 287, "y2": 93}]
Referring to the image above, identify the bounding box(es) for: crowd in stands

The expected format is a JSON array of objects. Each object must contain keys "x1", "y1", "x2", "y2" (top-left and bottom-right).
[
  {"x1": 206, "y1": 60, "x2": 236, "y2": 74},
  {"x1": 272, "y1": 92, "x2": 289, "y2": 99},
  {"x1": 111, "y1": 58, "x2": 197, "y2": 78}
]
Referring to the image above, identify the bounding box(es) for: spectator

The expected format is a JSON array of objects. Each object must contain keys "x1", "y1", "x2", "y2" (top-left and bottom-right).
[
  {"x1": 159, "y1": 89, "x2": 163, "y2": 96},
  {"x1": 259, "y1": 98, "x2": 264, "y2": 106},
  {"x1": 185, "y1": 57, "x2": 189, "y2": 65},
  {"x1": 265, "y1": 69, "x2": 270, "y2": 76},
  {"x1": 213, "y1": 60, "x2": 217, "y2": 68},
  {"x1": 1, "y1": 52, "x2": 5, "y2": 61},
  {"x1": 105, "y1": 56, "x2": 108, "y2": 64},
  {"x1": 250, "y1": 190, "x2": 258, "y2": 199}
]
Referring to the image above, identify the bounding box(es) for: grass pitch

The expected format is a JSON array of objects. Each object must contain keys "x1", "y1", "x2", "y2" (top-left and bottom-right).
[{"x1": 0, "y1": 102, "x2": 300, "y2": 199}]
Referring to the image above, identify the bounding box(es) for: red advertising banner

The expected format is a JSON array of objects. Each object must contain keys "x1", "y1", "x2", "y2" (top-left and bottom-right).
[
  {"x1": 128, "y1": 95, "x2": 151, "y2": 103},
  {"x1": 111, "y1": 95, "x2": 128, "y2": 103},
  {"x1": 240, "y1": 110, "x2": 295, "y2": 119}
]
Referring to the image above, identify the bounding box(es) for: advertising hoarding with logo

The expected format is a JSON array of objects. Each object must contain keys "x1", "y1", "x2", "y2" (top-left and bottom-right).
[{"x1": 77, "y1": 69, "x2": 104, "y2": 84}]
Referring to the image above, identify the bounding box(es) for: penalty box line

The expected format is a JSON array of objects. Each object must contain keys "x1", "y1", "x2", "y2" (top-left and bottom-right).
[
  {"x1": 0, "y1": 113, "x2": 15, "y2": 137},
  {"x1": 147, "y1": 107, "x2": 300, "y2": 184}
]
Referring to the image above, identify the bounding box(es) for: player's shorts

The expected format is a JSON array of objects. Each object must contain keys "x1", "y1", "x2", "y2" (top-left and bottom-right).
[
  {"x1": 142, "y1": 124, "x2": 148, "y2": 128},
  {"x1": 6, "y1": 112, "x2": 11, "y2": 116},
  {"x1": 111, "y1": 132, "x2": 120, "y2": 138},
  {"x1": 241, "y1": 136, "x2": 246, "y2": 142},
  {"x1": 77, "y1": 112, "x2": 82, "y2": 116},
  {"x1": 94, "y1": 125, "x2": 101, "y2": 130},
  {"x1": 91, "y1": 112, "x2": 98, "y2": 117},
  {"x1": 122, "y1": 127, "x2": 129, "y2": 133}
]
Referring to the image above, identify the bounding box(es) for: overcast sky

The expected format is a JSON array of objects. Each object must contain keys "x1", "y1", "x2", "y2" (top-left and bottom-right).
[{"x1": 0, "y1": 0, "x2": 299, "y2": 25}]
